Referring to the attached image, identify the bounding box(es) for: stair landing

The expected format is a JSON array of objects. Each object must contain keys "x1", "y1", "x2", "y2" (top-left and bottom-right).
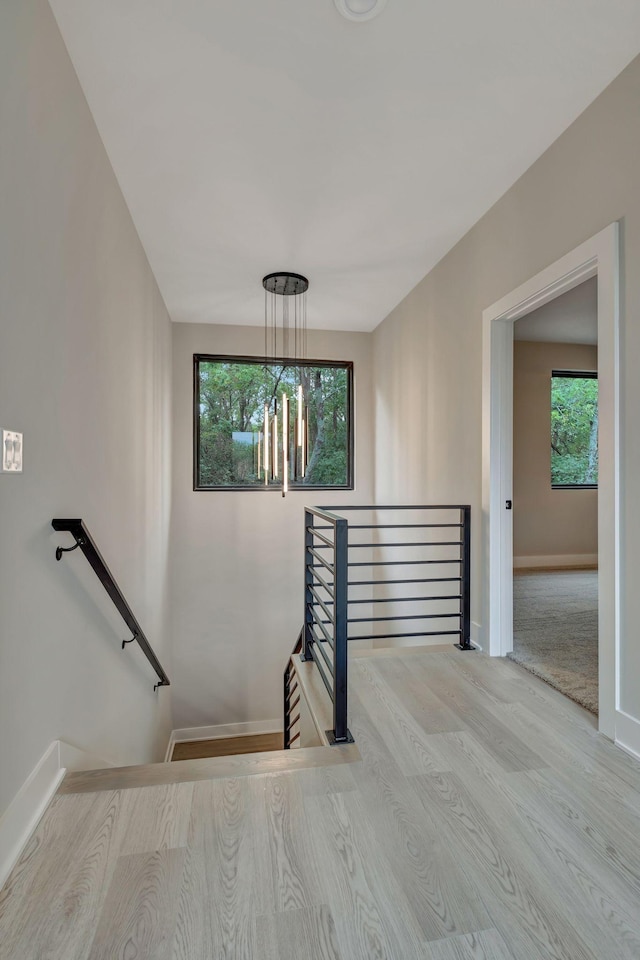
[{"x1": 58, "y1": 741, "x2": 360, "y2": 794}]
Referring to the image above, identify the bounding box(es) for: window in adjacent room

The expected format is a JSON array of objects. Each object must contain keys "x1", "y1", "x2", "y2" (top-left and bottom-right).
[
  {"x1": 194, "y1": 355, "x2": 353, "y2": 490},
  {"x1": 550, "y1": 370, "x2": 598, "y2": 488}
]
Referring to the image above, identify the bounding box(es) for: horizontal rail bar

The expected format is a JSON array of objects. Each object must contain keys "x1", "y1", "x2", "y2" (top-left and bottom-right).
[
  {"x1": 307, "y1": 527, "x2": 335, "y2": 549},
  {"x1": 348, "y1": 630, "x2": 462, "y2": 641},
  {"x1": 348, "y1": 594, "x2": 462, "y2": 604},
  {"x1": 348, "y1": 523, "x2": 463, "y2": 530},
  {"x1": 348, "y1": 559, "x2": 461, "y2": 567},
  {"x1": 318, "y1": 523, "x2": 463, "y2": 531},
  {"x1": 348, "y1": 612, "x2": 462, "y2": 623},
  {"x1": 308, "y1": 604, "x2": 335, "y2": 646},
  {"x1": 310, "y1": 567, "x2": 334, "y2": 596},
  {"x1": 305, "y1": 506, "x2": 344, "y2": 524},
  {"x1": 318, "y1": 504, "x2": 470, "y2": 511},
  {"x1": 348, "y1": 541, "x2": 463, "y2": 548},
  {"x1": 308, "y1": 576, "x2": 463, "y2": 589},
  {"x1": 348, "y1": 577, "x2": 463, "y2": 586},
  {"x1": 311, "y1": 540, "x2": 463, "y2": 549},
  {"x1": 308, "y1": 546, "x2": 335, "y2": 573},
  {"x1": 309, "y1": 585, "x2": 335, "y2": 623},
  {"x1": 52, "y1": 519, "x2": 170, "y2": 688}
]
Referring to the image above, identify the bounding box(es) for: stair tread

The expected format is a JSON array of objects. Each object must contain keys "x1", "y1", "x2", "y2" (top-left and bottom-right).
[
  {"x1": 58, "y1": 742, "x2": 360, "y2": 794},
  {"x1": 171, "y1": 732, "x2": 283, "y2": 761}
]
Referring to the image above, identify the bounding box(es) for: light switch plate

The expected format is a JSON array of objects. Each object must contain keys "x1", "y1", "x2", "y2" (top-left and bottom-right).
[{"x1": 2, "y1": 430, "x2": 23, "y2": 472}]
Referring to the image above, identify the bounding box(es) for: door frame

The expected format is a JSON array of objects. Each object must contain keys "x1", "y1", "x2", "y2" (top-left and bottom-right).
[{"x1": 482, "y1": 223, "x2": 620, "y2": 739}]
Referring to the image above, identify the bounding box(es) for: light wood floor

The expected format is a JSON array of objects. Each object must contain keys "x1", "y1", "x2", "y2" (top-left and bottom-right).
[
  {"x1": 172, "y1": 732, "x2": 284, "y2": 761},
  {"x1": 3, "y1": 647, "x2": 640, "y2": 959}
]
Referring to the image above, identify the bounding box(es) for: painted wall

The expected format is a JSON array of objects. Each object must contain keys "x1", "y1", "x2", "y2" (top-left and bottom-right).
[
  {"x1": 170, "y1": 323, "x2": 373, "y2": 729},
  {"x1": 373, "y1": 53, "x2": 640, "y2": 724},
  {"x1": 0, "y1": 0, "x2": 173, "y2": 815},
  {"x1": 513, "y1": 341, "x2": 598, "y2": 565}
]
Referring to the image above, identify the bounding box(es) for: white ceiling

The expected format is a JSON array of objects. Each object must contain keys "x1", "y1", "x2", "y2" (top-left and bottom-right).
[
  {"x1": 515, "y1": 276, "x2": 597, "y2": 345},
  {"x1": 48, "y1": 0, "x2": 640, "y2": 332}
]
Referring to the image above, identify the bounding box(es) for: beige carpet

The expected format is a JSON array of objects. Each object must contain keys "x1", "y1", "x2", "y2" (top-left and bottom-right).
[{"x1": 509, "y1": 568, "x2": 598, "y2": 714}]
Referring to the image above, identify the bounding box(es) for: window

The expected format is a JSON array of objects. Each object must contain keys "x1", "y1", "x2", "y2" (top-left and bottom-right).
[
  {"x1": 550, "y1": 370, "x2": 598, "y2": 488},
  {"x1": 194, "y1": 355, "x2": 353, "y2": 490}
]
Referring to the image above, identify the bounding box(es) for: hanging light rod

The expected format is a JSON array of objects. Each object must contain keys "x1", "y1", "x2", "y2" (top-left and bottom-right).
[{"x1": 261, "y1": 271, "x2": 310, "y2": 496}]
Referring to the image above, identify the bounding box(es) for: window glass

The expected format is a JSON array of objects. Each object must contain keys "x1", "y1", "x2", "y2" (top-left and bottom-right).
[
  {"x1": 194, "y1": 356, "x2": 353, "y2": 490},
  {"x1": 551, "y1": 371, "x2": 598, "y2": 488}
]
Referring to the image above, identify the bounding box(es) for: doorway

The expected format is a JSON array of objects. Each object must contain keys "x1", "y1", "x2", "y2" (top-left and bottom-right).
[
  {"x1": 510, "y1": 281, "x2": 598, "y2": 714},
  {"x1": 482, "y1": 223, "x2": 619, "y2": 739}
]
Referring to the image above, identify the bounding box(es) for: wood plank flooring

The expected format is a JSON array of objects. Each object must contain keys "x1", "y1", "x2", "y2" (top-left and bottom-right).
[
  {"x1": 2, "y1": 647, "x2": 640, "y2": 959},
  {"x1": 172, "y1": 732, "x2": 284, "y2": 761}
]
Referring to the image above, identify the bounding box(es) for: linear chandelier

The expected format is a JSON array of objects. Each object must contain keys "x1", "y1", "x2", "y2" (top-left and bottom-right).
[{"x1": 260, "y1": 272, "x2": 309, "y2": 496}]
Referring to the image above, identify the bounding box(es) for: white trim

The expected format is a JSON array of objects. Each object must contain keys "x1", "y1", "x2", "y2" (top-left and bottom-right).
[
  {"x1": 0, "y1": 743, "x2": 64, "y2": 891},
  {"x1": 168, "y1": 718, "x2": 284, "y2": 752},
  {"x1": 0, "y1": 739, "x2": 114, "y2": 890},
  {"x1": 482, "y1": 223, "x2": 620, "y2": 740},
  {"x1": 164, "y1": 732, "x2": 176, "y2": 763},
  {"x1": 471, "y1": 621, "x2": 483, "y2": 651},
  {"x1": 513, "y1": 554, "x2": 598, "y2": 569},
  {"x1": 615, "y1": 711, "x2": 640, "y2": 763}
]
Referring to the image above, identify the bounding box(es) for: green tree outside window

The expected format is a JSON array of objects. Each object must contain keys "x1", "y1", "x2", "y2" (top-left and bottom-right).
[
  {"x1": 194, "y1": 356, "x2": 353, "y2": 489},
  {"x1": 551, "y1": 372, "x2": 598, "y2": 487}
]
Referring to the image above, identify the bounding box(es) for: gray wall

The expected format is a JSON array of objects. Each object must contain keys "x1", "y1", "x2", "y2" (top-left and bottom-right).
[
  {"x1": 373, "y1": 53, "x2": 640, "y2": 719},
  {"x1": 513, "y1": 341, "x2": 598, "y2": 563},
  {"x1": 0, "y1": 0, "x2": 173, "y2": 814},
  {"x1": 170, "y1": 323, "x2": 373, "y2": 729}
]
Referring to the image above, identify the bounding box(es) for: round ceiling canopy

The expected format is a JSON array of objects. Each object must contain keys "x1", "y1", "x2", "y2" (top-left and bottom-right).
[
  {"x1": 333, "y1": 0, "x2": 387, "y2": 22},
  {"x1": 262, "y1": 272, "x2": 309, "y2": 296}
]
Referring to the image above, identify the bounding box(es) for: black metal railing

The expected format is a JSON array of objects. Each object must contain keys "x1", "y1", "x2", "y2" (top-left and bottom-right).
[
  {"x1": 302, "y1": 507, "x2": 353, "y2": 744},
  {"x1": 285, "y1": 504, "x2": 472, "y2": 749},
  {"x1": 52, "y1": 518, "x2": 170, "y2": 690},
  {"x1": 311, "y1": 504, "x2": 471, "y2": 649},
  {"x1": 283, "y1": 630, "x2": 303, "y2": 749}
]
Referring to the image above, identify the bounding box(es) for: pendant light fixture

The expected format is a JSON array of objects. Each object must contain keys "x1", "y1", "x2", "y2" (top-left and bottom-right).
[{"x1": 261, "y1": 272, "x2": 309, "y2": 497}]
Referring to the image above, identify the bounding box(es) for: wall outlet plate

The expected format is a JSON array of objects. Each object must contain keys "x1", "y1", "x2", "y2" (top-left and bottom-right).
[{"x1": 2, "y1": 430, "x2": 23, "y2": 472}]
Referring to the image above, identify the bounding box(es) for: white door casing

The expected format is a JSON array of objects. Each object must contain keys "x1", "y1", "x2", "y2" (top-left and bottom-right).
[{"x1": 482, "y1": 222, "x2": 620, "y2": 739}]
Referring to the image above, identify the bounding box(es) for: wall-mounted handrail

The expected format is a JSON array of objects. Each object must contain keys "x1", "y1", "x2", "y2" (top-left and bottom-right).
[{"x1": 51, "y1": 518, "x2": 170, "y2": 690}]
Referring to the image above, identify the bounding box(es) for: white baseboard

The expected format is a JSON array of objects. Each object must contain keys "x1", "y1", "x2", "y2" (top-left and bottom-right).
[
  {"x1": 514, "y1": 554, "x2": 598, "y2": 569},
  {"x1": 166, "y1": 718, "x2": 284, "y2": 762},
  {"x1": 0, "y1": 739, "x2": 113, "y2": 891},
  {"x1": 371, "y1": 624, "x2": 483, "y2": 653},
  {"x1": 0, "y1": 743, "x2": 64, "y2": 891},
  {"x1": 615, "y1": 710, "x2": 640, "y2": 762}
]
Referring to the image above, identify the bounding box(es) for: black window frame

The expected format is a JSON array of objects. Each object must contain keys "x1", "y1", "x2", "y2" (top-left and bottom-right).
[
  {"x1": 193, "y1": 353, "x2": 355, "y2": 492},
  {"x1": 550, "y1": 368, "x2": 598, "y2": 491}
]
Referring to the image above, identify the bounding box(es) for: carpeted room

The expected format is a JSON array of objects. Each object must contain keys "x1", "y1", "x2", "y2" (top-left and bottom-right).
[{"x1": 511, "y1": 284, "x2": 599, "y2": 713}]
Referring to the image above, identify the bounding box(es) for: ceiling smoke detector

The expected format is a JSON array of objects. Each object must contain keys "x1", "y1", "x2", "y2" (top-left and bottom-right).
[{"x1": 334, "y1": 0, "x2": 388, "y2": 22}]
